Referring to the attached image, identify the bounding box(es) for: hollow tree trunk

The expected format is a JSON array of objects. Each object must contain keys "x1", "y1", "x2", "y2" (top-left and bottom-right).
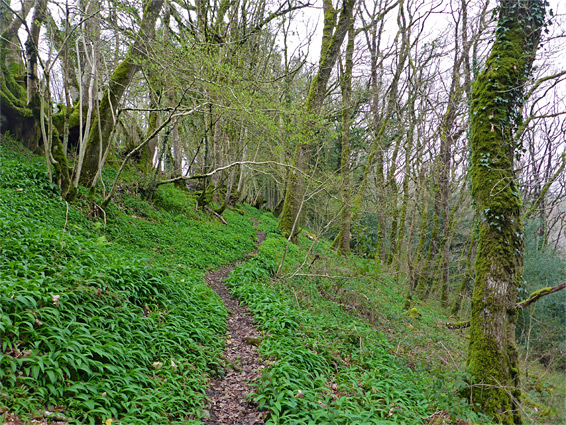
[{"x1": 467, "y1": 1, "x2": 545, "y2": 423}]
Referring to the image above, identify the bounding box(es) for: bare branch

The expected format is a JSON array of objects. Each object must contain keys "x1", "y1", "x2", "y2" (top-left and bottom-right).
[
  {"x1": 101, "y1": 88, "x2": 194, "y2": 208},
  {"x1": 155, "y1": 161, "x2": 310, "y2": 186}
]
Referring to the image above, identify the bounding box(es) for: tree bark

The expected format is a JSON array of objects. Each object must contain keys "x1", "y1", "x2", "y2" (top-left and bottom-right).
[
  {"x1": 467, "y1": 1, "x2": 545, "y2": 423},
  {"x1": 336, "y1": 18, "x2": 355, "y2": 255},
  {"x1": 278, "y1": 0, "x2": 355, "y2": 240},
  {"x1": 0, "y1": 1, "x2": 35, "y2": 147},
  {"x1": 79, "y1": 0, "x2": 164, "y2": 187}
]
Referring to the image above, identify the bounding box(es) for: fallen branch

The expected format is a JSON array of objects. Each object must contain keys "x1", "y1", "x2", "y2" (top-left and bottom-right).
[
  {"x1": 205, "y1": 206, "x2": 227, "y2": 225},
  {"x1": 293, "y1": 273, "x2": 351, "y2": 279},
  {"x1": 446, "y1": 321, "x2": 470, "y2": 330},
  {"x1": 446, "y1": 281, "x2": 566, "y2": 330}
]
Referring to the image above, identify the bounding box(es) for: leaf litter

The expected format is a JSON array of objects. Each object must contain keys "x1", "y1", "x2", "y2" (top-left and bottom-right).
[{"x1": 203, "y1": 229, "x2": 267, "y2": 425}]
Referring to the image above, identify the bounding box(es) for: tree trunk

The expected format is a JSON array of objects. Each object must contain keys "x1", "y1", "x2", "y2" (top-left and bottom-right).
[
  {"x1": 0, "y1": 1, "x2": 36, "y2": 148},
  {"x1": 79, "y1": 0, "x2": 164, "y2": 187},
  {"x1": 278, "y1": 0, "x2": 355, "y2": 240},
  {"x1": 467, "y1": 1, "x2": 545, "y2": 423},
  {"x1": 336, "y1": 19, "x2": 355, "y2": 255}
]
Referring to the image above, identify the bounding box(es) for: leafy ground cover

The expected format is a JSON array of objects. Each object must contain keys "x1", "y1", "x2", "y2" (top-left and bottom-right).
[
  {"x1": 225, "y1": 210, "x2": 482, "y2": 425},
  {"x1": 0, "y1": 139, "x2": 256, "y2": 424},
  {"x1": 227, "y1": 207, "x2": 565, "y2": 425},
  {"x1": 1, "y1": 139, "x2": 563, "y2": 425}
]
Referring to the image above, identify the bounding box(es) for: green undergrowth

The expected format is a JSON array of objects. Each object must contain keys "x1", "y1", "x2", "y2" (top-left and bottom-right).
[
  {"x1": 225, "y1": 211, "x2": 489, "y2": 425},
  {"x1": 2, "y1": 137, "x2": 562, "y2": 424},
  {"x1": 0, "y1": 140, "x2": 256, "y2": 424}
]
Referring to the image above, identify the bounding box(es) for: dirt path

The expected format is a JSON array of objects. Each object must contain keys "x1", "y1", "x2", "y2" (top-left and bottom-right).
[{"x1": 203, "y1": 230, "x2": 267, "y2": 425}]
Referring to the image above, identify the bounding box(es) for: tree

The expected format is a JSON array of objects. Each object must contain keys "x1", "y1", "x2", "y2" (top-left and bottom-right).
[
  {"x1": 78, "y1": 0, "x2": 164, "y2": 187},
  {"x1": 278, "y1": 0, "x2": 356, "y2": 240},
  {"x1": 335, "y1": 16, "x2": 355, "y2": 254},
  {"x1": 466, "y1": 1, "x2": 546, "y2": 423},
  {"x1": 0, "y1": 0, "x2": 40, "y2": 150}
]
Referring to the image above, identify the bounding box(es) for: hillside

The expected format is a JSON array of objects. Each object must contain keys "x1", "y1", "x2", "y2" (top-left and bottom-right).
[{"x1": 0, "y1": 138, "x2": 564, "y2": 424}]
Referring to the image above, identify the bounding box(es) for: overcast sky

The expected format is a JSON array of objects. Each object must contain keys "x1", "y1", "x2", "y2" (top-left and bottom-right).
[{"x1": 287, "y1": 0, "x2": 566, "y2": 72}]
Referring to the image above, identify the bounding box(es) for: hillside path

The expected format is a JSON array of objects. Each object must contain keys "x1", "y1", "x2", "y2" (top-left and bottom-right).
[{"x1": 203, "y1": 227, "x2": 267, "y2": 425}]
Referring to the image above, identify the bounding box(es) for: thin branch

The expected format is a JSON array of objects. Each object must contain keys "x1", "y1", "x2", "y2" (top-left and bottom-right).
[
  {"x1": 519, "y1": 282, "x2": 566, "y2": 309},
  {"x1": 156, "y1": 161, "x2": 312, "y2": 186},
  {"x1": 447, "y1": 282, "x2": 566, "y2": 329},
  {"x1": 101, "y1": 88, "x2": 194, "y2": 208},
  {"x1": 522, "y1": 153, "x2": 566, "y2": 219},
  {"x1": 524, "y1": 70, "x2": 566, "y2": 103}
]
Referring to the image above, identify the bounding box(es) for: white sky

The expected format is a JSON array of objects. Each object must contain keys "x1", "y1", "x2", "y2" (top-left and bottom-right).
[{"x1": 286, "y1": 0, "x2": 566, "y2": 70}]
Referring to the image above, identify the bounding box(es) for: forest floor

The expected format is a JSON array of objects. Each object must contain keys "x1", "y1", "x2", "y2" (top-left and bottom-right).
[
  {"x1": 1, "y1": 137, "x2": 564, "y2": 425},
  {"x1": 203, "y1": 229, "x2": 267, "y2": 425}
]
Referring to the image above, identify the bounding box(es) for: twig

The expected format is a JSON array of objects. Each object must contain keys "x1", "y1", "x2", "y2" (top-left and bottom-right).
[
  {"x1": 205, "y1": 206, "x2": 227, "y2": 225},
  {"x1": 437, "y1": 341, "x2": 458, "y2": 368}
]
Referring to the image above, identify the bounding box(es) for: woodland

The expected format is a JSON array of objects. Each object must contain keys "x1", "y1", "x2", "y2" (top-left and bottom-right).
[{"x1": 1, "y1": 0, "x2": 566, "y2": 424}]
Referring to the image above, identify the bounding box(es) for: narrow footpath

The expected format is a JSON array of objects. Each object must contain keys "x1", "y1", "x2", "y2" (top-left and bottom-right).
[{"x1": 203, "y1": 229, "x2": 267, "y2": 425}]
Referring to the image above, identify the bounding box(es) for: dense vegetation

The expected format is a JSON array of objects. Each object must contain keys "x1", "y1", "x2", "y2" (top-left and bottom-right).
[
  {"x1": 0, "y1": 139, "x2": 256, "y2": 423},
  {"x1": 1, "y1": 0, "x2": 566, "y2": 423},
  {"x1": 1, "y1": 138, "x2": 564, "y2": 424}
]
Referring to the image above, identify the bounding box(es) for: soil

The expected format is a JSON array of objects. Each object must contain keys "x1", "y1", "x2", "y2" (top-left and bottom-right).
[{"x1": 203, "y1": 230, "x2": 267, "y2": 425}]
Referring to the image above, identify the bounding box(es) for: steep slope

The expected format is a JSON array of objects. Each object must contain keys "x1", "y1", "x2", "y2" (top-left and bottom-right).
[
  {"x1": 0, "y1": 137, "x2": 256, "y2": 424},
  {"x1": 1, "y1": 138, "x2": 563, "y2": 425}
]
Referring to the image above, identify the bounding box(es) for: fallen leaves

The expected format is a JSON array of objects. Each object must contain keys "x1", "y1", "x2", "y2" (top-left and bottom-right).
[{"x1": 204, "y1": 261, "x2": 266, "y2": 425}]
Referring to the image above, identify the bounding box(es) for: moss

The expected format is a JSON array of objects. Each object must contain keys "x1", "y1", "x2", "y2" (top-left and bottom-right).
[
  {"x1": 51, "y1": 131, "x2": 71, "y2": 197},
  {"x1": 467, "y1": 2, "x2": 545, "y2": 424},
  {"x1": 197, "y1": 182, "x2": 215, "y2": 208},
  {"x1": 524, "y1": 286, "x2": 551, "y2": 300},
  {"x1": 80, "y1": 54, "x2": 136, "y2": 187},
  {"x1": 0, "y1": 49, "x2": 30, "y2": 116},
  {"x1": 51, "y1": 103, "x2": 84, "y2": 135},
  {"x1": 446, "y1": 320, "x2": 469, "y2": 329},
  {"x1": 278, "y1": 162, "x2": 301, "y2": 240},
  {"x1": 405, "y1": 307, "x2": 421, "y2": 319},
  {"x1": 403, "y1": 292, "x2": 412, "y2": 311}
]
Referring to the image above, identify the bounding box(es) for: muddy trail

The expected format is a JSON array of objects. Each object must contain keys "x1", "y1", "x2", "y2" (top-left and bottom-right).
[{"x1": 203, "y1": 229, "x2": 267, "y2": 425}]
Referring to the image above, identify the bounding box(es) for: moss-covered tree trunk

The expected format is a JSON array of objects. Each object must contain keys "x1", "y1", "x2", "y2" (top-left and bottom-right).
[
  {"x1": 335, "y1": 19, "x2": 355, "y2": 255},
  {"x1": 0, "y1": 2, "x2": 35, "y2": 147},
  {"x1": 467, "y1": 1, "x2": 545, "y2": 423},
  {"x1": 79, "y1": 0, "x2": 164, "y2": 187},
  {"x1": 278, "y1": 0, "x2": 355, "y2": 239}
]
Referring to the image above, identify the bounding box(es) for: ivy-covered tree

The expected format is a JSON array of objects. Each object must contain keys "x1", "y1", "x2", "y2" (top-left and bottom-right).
[{"x1": 467, "y1": 0, "x2": 546, "y2": 423}]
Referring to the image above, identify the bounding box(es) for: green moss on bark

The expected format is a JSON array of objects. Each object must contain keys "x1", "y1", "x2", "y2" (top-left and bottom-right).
[
  {"x1": 80, "y1": 55, "x2": 136, "y2": 187},
  {"x1": 467, "y1": 2, "x2": 546, "y2": 424}
]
